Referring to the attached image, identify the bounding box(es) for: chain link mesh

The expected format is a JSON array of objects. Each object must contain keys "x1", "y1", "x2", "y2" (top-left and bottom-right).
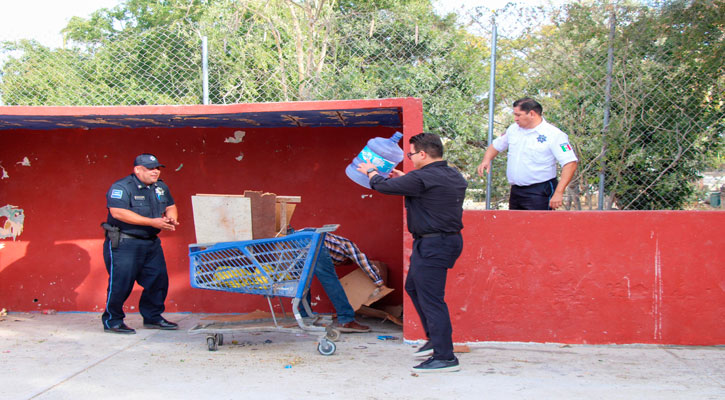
[{"x1": 1, "y1": 1, "x2": 722, "y2": 210}]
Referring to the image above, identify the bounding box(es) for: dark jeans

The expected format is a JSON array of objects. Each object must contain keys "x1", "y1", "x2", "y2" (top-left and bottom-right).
[
  {"x1": 102, "y1": 237, "x2": 168, "y2": 328},
  {"x1": 299, "y1": 247, "x2": 356, "y2": 324},
  {"x1": 509, "y1": 178, "x2": 558, "y2": 210},
  {"x1": 406, "y1": 233, "x2": 463, "y2": 360}
]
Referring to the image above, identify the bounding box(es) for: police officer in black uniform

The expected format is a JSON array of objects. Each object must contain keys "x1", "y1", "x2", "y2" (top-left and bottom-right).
[
  {"x1": 101, "y1": 154, "x2": 179, "y2": 334},
  {"x1": 357, "y1": 132, "x2": 467, "y2": 373}
]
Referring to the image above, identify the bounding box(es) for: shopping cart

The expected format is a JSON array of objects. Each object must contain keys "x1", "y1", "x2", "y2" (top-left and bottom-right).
[{"x1": 187, "y1": 224, "x2": 341, "y2": 355}]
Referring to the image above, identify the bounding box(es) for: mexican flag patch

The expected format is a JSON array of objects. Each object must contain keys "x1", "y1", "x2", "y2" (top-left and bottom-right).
[{"x1": 560, "y1": 143, "x2": 572, "y2": 152}]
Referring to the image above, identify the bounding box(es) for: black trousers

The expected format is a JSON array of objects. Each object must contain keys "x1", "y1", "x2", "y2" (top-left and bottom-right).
[
  {"x1": 509, "y1": 178, "x2": 558, "y2": 210},
  {"x1": 405, "y1": 234, "x2": 463, "y2": 360},
  {"x1": 102, "y1": 237, "x2": 168, "y2": 328}
]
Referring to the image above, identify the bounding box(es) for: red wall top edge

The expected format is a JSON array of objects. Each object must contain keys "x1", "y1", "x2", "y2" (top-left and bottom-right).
[{"x1": 0, "y1": 97, "x2": 421, "y2": 117}]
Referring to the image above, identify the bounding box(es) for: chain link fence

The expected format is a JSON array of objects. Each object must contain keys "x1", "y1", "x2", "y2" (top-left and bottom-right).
[{"x1": 1, "y1": 1, "x2": 722, "y2": 210}]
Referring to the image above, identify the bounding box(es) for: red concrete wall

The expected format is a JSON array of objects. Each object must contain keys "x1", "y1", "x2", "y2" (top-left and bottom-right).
[
  {"x1": 3, "y1": 99, "x2": 723, "y2": 345},
  {"x1": 402, "y1": 210, "x2": 725, "y2": 345},
  {"x1": 0, "y1": 123, "x2": 407, "y2": 314}
]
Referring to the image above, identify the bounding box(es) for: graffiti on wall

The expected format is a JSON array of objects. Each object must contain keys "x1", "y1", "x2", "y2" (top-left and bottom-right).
[{"x1": 0, "y1": 205, "x2": 25, "y2": 240}]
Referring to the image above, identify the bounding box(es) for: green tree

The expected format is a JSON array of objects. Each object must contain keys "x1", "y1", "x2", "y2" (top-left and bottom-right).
[{"x1": 511, "y1": 0, "x2": 723, "y2": 209}]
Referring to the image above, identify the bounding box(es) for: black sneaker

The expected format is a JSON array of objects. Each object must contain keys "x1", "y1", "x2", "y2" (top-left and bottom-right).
[
  {"x1": 413, "y1": 340, "x2": 434, "y2": 357},
  {"x1": 412, "y1": 356, "x2": 460, "y2": 373}
]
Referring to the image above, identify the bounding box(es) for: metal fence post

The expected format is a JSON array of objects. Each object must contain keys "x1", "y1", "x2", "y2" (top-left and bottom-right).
[
  {"x1": 202, "y1": 36, "x2": 209, "y2": 105},
  {"x1": 485, "y1": 20, "x2": 498, "y2": 210},
  {"x1": 598, "y1": 8, "x2": 616, "y2": 210}
]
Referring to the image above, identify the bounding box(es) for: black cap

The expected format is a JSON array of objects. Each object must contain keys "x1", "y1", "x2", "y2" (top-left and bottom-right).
[{"x1": 134, "y1": 154, "x2": 165, "y2": 169}]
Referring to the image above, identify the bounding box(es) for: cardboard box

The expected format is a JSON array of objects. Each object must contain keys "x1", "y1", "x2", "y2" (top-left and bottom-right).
[{"x1": 339, "y1": 266, "x2": 394, "y2": 312}]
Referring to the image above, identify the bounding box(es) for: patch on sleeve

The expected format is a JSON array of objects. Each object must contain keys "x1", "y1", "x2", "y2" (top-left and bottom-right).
[
  {"x1": 560, "y1": 143, "x2": 572, "y2": 152},
  {"x1": 111, "y1": 189, "x2": 123, "y2": 199}
]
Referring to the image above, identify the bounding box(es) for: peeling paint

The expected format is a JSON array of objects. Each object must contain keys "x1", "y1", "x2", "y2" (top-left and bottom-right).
[
  {"x1": 175, "y1": 164, "x2": 184, "y2": 171},
  {"x1": 1, "y1": 165, "x2": 8, "y2": 179},
  {"x1": 0, "y1": 205, "x2": 25, "y2": 240},
  {"x1": 17, "y1": 157, "x2": 31, "y2": 166},
  {"x1": 235, "y1": 153, "x2": 244, "y2": 161},
  {"x1": 361, "y1": 194, "x2": 373, "y2": 199},
  {"x1": 224, "y1": 130, "x2": 246, "y2": 143}
]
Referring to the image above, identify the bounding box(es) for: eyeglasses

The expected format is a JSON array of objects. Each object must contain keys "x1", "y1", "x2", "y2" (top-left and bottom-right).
[{"x1": 406, "y1": 151, "x2": 421, "y2": 160}]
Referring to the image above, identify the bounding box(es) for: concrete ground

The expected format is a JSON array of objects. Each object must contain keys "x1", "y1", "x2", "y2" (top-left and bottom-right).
[{"x1": 0, "y1": 312, "x2": 723, "y2": 400}]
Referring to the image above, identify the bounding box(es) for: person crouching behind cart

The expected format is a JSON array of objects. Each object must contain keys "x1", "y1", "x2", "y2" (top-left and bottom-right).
[{"x1": 300, "y1": 232, "x2": 385, "y2": 333}]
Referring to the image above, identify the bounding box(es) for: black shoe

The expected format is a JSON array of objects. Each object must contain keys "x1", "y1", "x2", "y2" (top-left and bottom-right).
[
  {"x1": 143, "y1": 318, "x2": 178, "y2": 330},
  {"x1": 104, "y1": 323, "x2": 136, "y2": 334},
  {"x1": 413, "y1": 340, "x2": 434, "y2": 357},
  {"x1": 412, "y1": 356, "x2": 460, "y2": 373}
]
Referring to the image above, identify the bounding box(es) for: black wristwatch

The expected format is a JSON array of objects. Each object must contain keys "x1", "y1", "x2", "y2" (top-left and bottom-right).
[{"x1": 366, "y1": 168, "x2": 377, "y2": 177}]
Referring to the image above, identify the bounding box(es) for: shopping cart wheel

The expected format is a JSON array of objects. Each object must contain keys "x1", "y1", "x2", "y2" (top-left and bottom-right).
[
  {"x1": 217, "y1": 334, "x2": 224, "y2": 346},
  {"x1": 207, "y1": 335, "x2": 218, "y2": 351},
  {"x1": 317, "y1": 338, "x2": 336, "y2": 356},
  {"x1": 325, "y1": 327, "x2": 341, "y2": 342}
]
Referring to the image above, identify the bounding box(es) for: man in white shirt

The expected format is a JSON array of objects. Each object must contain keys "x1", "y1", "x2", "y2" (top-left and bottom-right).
[{"x1": 477, "y1": 98, "x2": 578, "y2": 210}]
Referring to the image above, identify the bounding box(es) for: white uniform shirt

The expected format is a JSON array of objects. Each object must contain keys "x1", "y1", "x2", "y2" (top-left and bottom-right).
[{"x1": 492, "y1": 119, "x2": 578, "y2": 186}]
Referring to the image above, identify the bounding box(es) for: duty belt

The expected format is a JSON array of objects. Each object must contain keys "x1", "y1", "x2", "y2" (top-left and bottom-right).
[
  {"x1": 414, "y1": 232, "x2": 459, "y2": 239},
  {"x1": 120, "y1": 232, "x2": 157, "y2": 240}
]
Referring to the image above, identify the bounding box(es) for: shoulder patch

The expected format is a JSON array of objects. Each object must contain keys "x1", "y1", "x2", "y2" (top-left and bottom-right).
[
  {"x1": 111, "y1": 189, "x2": 123, "y2": 199},
  {"x1": 560, "y1": 143, "x2": 572, "y2": 152}
]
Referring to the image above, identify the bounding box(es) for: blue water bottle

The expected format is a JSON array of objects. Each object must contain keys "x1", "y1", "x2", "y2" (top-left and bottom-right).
[{"x1": 345, "y1": 132, "x2": 404, "y2": 189}]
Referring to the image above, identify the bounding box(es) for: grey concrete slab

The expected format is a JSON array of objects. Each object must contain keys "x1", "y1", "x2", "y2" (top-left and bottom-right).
[{"x1": 0, "y1": 312, "x2": 723, "y2": 400}]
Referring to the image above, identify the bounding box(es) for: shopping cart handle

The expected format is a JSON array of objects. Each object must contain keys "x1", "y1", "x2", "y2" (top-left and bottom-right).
[
  {"x1": 298, "y1": 224, "x2": 339, "y2": 233},
  {"x1": 316, "y1": 224, "x2": 339, "y2": 233}
]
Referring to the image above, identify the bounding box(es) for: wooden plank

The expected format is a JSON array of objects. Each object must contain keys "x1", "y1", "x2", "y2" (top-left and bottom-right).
[
  {"x1": 244, "y1": 191, "x2": 276, "y2": 239},
  {"x1": 275, "y1": 196, "x2": 301, "y2": 203},
  {"x1": 275, "y1": 203, "x2": 297, "y2": 233},
  {"x1": 191, "y1": 195, "x2": 252, "y2": 243}
]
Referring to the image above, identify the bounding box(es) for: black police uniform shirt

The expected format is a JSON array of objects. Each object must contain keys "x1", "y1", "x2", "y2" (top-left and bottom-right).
[
  {"x1": 106, "y1": 174, "x2": 175, "y2": 239},
  {"x1": 369, "y1": 160, "x2": 467, "y2": 236}
]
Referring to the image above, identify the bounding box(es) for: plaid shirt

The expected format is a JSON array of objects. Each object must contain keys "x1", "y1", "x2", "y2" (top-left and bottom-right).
[{"x1": 323, "y1": 233, "x2": 383, "y2": 286}]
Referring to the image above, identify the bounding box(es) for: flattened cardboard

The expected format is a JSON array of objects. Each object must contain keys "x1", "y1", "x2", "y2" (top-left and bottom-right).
[
  {"x1": 357, "y1": 305, "x2": 403, "y2": 326},
  {"x1": 339, "y1": 268, "x2": 394, "y2": 311}
]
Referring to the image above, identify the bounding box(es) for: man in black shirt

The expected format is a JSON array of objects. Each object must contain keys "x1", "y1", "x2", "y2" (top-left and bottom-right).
[
  {"x1": 357, "y1": 132, "x2": 467, "y2": 373},
  {"x1": 102, "y1": 154, "x2": 179, "y2": 334}
]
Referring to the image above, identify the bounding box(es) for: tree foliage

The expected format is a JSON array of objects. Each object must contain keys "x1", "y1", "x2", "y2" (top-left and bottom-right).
[{"x1": 1, "y1": 0, "x2": 721, "y2": 209}]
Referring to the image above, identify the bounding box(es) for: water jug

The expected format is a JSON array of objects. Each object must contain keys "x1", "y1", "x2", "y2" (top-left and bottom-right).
[{"x1": 345, "y1": 132, "x2": 404, "y2": 189}]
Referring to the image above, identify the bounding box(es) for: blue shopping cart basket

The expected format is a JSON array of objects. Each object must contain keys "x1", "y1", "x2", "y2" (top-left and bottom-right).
[{"x1": 188, "y1": 225, "x2": 340, "y2": 354}]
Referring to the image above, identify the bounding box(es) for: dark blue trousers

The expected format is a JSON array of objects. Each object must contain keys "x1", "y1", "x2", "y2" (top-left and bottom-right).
[
  {"x1": 405, "y1": 234, "x2": 463, "y2": 360},
  {"x1": 102, "y1": 237, "x2": 168, "y2": 328},
  {"x1": 509, "y1": 178, "x2": 558, "y2": 210}
]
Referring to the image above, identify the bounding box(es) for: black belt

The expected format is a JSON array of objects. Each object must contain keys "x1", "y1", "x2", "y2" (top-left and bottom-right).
[
  {"x1": 120, "y1": 233, "x2": 157, "y2": 240},
  {"x1": 414, "y1": 232, "x2": 459, "y2": 239}
]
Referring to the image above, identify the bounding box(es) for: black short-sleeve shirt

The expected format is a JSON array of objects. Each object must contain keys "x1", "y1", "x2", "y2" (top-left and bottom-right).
[{"x1": 106, "y1": 174, "x2": 175, "y2": 238}]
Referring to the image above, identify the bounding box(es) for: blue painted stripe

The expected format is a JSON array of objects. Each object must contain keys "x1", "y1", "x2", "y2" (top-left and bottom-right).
[{"x1": 103, "y1": 241, "x2": 115, "y2": 329}]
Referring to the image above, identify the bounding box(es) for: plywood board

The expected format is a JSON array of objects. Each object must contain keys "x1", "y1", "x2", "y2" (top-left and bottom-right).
[{"x1": 191, "y1": 195, "x2": 253, "y2": 243}]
